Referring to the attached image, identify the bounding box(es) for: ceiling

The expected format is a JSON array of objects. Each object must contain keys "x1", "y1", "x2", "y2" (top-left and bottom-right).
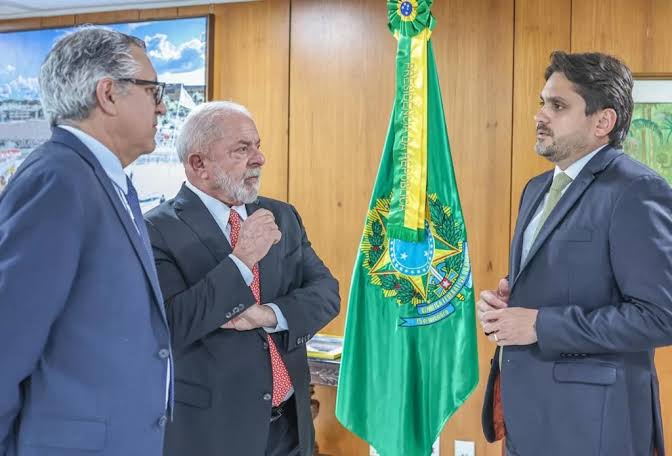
[{"x1": 0, "y1": 0, "x2": 252, "y2": 20}]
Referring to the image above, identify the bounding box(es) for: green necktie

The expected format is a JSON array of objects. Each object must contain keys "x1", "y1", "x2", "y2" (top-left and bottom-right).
[{"x1": 532, "y1": 171, "x2": 573, "y2": 241}]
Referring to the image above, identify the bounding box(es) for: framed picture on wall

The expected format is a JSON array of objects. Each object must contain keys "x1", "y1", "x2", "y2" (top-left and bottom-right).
[
  {"x1": 624, "y1": 76, "x2": 672, "y2": 184},
  {"x1": 0, "y1": 15, "x2": 212, "y2": 211}
]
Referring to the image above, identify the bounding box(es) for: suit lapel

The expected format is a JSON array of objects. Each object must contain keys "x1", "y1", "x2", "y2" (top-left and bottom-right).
[
  {"x1": 513, "y1": 146, "x2": 623, "y2": 285},
  {"x1": 51, "y1": 127, "x2": 168, "y2": 322},
  {"x1": 174, "y1": 184, "x2": 232, "y2": 263}
]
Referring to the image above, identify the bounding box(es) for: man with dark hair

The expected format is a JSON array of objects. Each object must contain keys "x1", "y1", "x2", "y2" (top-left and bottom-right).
[{"x1": 479, "y1": 51, "x2": 672, "y2": 455}]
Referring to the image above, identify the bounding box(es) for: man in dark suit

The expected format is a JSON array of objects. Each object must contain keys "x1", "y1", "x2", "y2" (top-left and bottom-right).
[
  {"x1": 145, "y1": 101, "x2": 340, "y2": 456},
  {"x1": 0, "y1": 28, "x2": 173, "y2": 455},
  {"x1": 479, "y1": 51, "x2": 672, "y2": 455}
]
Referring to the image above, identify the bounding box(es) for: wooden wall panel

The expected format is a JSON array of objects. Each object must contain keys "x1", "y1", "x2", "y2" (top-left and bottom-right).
[
  {"x1": 572, "y1": 0, "x2": 672, "y2": 73},
  {"x1": 40, "y1": 15, "x2": 76, "y2": 28},
  {"x1": 75, "y1": 10, "x2": 139, "y2": 25},
  {"x1": 510, "y1": 0, "x2": 571, "y2": 234},
  {"x1": 288, "y1": 2, "x2": 397, "y2": 452},
  {"x1": 289, "y1": 0, "x2": 396, "y2": 337},
  {"x1": 211, "y1": 0, "x2": 290, "y2": 202},
  {"x1": 290, "y1": 0, "x2": 513, "y2": 454},
  {"x1": 430, "y1": 1, "x2": 513, "y2": 454}
]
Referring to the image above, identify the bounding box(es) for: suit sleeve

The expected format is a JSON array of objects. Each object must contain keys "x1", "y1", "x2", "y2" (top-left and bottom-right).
[
  {"x1": 146, "y1": 220, "x2": 256, "y2": 352},
  {"x1": 272, "y1": 206, "x2": 340, "y2": 352},
  {"x1": 537, "y1": 175, "x2": 672, "y2": 355},
  {"x1": 0, "y1": 163, "x2": 84, "y2": 454}
]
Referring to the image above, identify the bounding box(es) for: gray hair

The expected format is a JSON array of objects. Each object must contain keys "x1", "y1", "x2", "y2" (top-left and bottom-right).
[
  {"x1": 39, "y1": 26, "x2": 146, "y2": 126},
  {"x1": 176, "y1": 101, "x2": 253, "y2": 163}
]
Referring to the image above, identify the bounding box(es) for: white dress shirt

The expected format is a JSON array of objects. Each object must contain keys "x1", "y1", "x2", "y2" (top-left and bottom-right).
[
  {"x1": 58, "y1": 125, "x2": 171, "y2": 409},
  {"x1": 520, "y1": 145, "x2": 606, "y2": 266},
  {"x1": 184, "y1": 180, "x2": 288, "y2": 333}
]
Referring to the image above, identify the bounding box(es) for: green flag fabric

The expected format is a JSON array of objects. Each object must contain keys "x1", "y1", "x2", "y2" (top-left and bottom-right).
[{"x1": 335, "y1": 2, "x2": 479, "y2": 455}]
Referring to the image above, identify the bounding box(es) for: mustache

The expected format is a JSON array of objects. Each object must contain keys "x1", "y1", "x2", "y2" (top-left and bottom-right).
[
  {"x1": 244, "y1": 169, "x2": 261, "y2": 179},
  {"x1": 536, "y1": 124, "x2": 552, "y2": 136}
]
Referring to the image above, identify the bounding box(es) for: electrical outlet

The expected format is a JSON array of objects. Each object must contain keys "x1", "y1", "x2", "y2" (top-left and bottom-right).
[{"x1": 454, "y1": 440, "x2": 475, "y2": 456}]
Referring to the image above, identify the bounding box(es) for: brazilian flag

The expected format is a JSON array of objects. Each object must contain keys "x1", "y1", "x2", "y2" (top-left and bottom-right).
[{"x1": 335, "y1": 1, "x2": 479, "y2": 455}]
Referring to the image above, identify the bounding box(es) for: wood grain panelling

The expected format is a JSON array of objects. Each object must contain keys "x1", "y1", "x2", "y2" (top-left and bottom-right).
[
  {"x1": 75, "y1": 10, "x2": 139, "y2": 25},
  {"x1": 139, "y1": 8, "x2": 179, "y2": 20},
  {"x1": 572, "y1": 0, "x2": 672, "y2": 73},
  {"x1": 211, "y1": 0, "x2": 290, "y2": 202},
  {"x1": 177, "y1": 5, "x2": 213, "y2": 17},
  {"x1": 0, "y1": 17, "x2": 41, "y2": 32},
  {"x1": 511, "y1": 0, "x2": 571, "y2": 233},
  {"x1": 430, "y1": 2, "x2": 512, "y2": 455},
  {"x1": 40, "y1": 15, "x2": 76, "y2": 28},
  {"x1": 289, "y1": 0, "x2": 396, "y2": 338},
  {"x1": 290, "y1": 1, "x2": 513, "y2": 454},
  {"x1": 289, "y1": 3, "x2": 395, "y2": 451}
]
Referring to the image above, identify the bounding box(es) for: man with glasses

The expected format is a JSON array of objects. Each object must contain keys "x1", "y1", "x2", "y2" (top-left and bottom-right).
[{"x1": 0, "y1": 27, "x2": 172, "y2": 455}]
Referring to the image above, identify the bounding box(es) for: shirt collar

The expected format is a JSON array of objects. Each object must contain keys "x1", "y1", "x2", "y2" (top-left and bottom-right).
[
  {"x1": 554, "y1": 144, "x2": 607, "y2": 181},
  {"x1": 184, "y1": 180, "x2": 247, "y2": 224},
  {"x1": 59, "y1": 125, "x2": 128, "y2": 194}
]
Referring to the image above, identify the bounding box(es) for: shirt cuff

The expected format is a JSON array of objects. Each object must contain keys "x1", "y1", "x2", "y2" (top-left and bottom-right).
[
  {"x1": 263, "y1": 303, "x2": 288, "y2": 333},
  {"x1": 228, "y1": 254, "x2": 253, "y2": 286}
]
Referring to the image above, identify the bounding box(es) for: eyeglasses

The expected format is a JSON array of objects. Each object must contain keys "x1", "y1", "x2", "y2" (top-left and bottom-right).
[{"x1": 117, "y1": 78, "x2": 166, "y2": 105}]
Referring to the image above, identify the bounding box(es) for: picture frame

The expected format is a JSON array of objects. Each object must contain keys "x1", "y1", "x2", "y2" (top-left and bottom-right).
[
  {"x1": 624, "y1": 74, "x2": 672, "y2": 183},
  {"x1": 0, "y1": 15, "x2": 213, "y2": 211}
]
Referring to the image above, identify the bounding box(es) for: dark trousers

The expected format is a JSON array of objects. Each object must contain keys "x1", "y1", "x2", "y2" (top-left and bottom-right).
[{"x1": 266, "y1": 396, "x2": 300, "y2": 456}]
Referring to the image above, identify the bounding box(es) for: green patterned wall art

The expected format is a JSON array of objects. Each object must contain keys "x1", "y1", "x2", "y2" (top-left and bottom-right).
[{"x1": 624, "y1": 78, "x2": 672, "y2": 183}]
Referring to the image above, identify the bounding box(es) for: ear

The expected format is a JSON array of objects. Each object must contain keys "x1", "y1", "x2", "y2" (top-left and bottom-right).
[
  {"x1": 594, "y1": 108, "x2": 617, "y2": 140},
  {"x1": 95, "y1": 78, "x2": 120, "y2": 116},
  {"x1": 187, "y1": 152, "x2": 209, "y2": 179}
]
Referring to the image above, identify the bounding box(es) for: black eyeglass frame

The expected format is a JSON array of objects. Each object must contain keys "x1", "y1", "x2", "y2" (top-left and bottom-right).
[{"x1": 117, "y1": 78, "x2": 166, "y2": 105}]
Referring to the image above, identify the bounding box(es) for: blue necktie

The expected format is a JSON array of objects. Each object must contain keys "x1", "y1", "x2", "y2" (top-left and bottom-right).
[{"x1": 125, "y1": 177, "x2": 152, "y2": 257}]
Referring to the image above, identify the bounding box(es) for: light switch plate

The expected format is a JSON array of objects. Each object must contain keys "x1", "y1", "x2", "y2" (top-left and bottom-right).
[{"x1": 454, "y1": 440, "x2": 475, "y2": 456}]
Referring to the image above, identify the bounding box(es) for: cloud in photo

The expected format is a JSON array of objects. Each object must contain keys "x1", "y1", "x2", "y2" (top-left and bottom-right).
[
  {"x1": 144, "y1": 33, "x2": 205, "y2": 75},
  {"x1": 0, "y1": 76, "x2": 40, "y2": 100}
]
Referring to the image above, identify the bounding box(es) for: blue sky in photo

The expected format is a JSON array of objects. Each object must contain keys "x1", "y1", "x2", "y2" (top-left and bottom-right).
[{"x1": 0, "y1": 17, "x2": 207, "y2": 100}]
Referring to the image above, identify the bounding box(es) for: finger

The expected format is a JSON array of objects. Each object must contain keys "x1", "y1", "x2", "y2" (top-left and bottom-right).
[
  {"x1": 497, "y1": 278, "x2": 510, "y2": 298},
  {"x1": 221, "y1": 321, "x2": 234, "y2": 329},
  {"x1": 249, "y1": 209, "x2": 275, "y2": 222},
  {"x1": 480, "y1": 290, "x2": 508, "y2": 309},
  {"x1": 477, "y1": 300, "x2": 497, "y2": 314}
]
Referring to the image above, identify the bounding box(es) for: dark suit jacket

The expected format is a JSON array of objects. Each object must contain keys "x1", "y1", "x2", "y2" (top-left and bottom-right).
[
  {"x1": 0, "y1": 128, "x2": 172, "y2": 455},
  {"x1": 145, "y1": 184, "x2": 340, "y2": 456},
  {"x1": 482, "y1": 146, "x2": 672, "y2": 455}
]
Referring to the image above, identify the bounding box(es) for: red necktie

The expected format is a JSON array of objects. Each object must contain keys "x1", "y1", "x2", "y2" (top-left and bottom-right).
[{"x1": 228, "y1": 209, "x2": 293, "y2": 406}]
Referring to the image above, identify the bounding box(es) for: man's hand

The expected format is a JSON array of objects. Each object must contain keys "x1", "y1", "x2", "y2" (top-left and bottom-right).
[
  {"x1": 232, "y1": 209, "x2": 282, "y2": 269},
  {"x1": 482, "y1": 307, "x2": 539, "y2": 346},
  {"x1": 221, "y1": 304, "x2": 278, "y2": 331},
  {"x1": 477, "y1": 278, "x2": 510, "y2": 323},
  {"x1": 478, "y1": 278, "x2": 538, "y2": 346}
]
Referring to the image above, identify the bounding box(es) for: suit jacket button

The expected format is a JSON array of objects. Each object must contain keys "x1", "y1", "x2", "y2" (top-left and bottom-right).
[
  {"x1": 263, "y1": 393, "x2": 272, "y2": 401},
  {"x1": 158, "y1": 348, "x2": 170, "y2": 359},
  {"x1": 158, "y1": 415, "x2": 167, "y2": 427}
]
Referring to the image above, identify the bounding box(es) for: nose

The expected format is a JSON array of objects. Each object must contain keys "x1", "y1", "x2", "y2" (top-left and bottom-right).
[
  {"x1": 250, "y1": 147, "x2": 265, "y2": 167},
  {"x1": 534, "y1": 107, "x2": 549, "y2": 125},
  {"x1": 156, "y1": 100, "x2": 167, "y2": 116}
]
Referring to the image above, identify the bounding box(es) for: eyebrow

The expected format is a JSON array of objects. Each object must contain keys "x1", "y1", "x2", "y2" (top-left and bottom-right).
[{"x1": 540, "y1": 95, "x2": 568, "y2": 104}]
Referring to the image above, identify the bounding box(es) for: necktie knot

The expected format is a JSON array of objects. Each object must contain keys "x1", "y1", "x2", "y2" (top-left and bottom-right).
[{"x1": 551, "y1": 172, "x2": 572, "y2": 192}]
